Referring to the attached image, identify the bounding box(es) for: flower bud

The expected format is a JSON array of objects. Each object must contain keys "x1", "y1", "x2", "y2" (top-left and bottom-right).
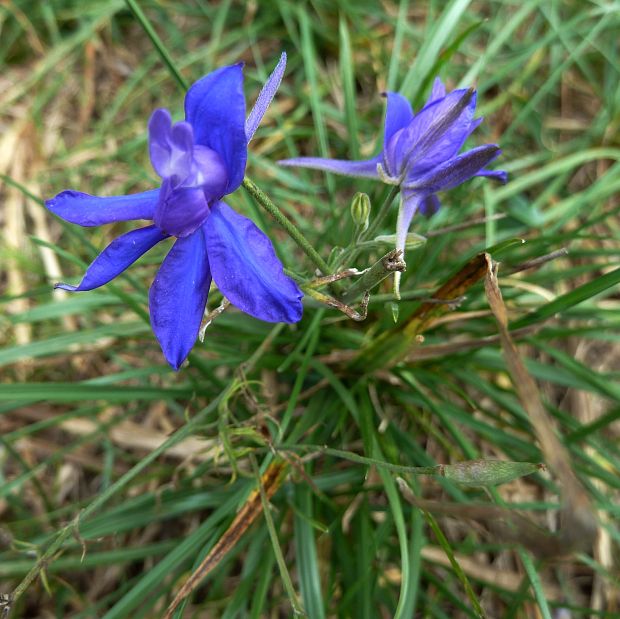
[
  {"x1": 350, "y1": 192, "x2": 371, "y2": 232},
  {"x1": 439, "y1": 460, "x2": 541, "y2": 487}
]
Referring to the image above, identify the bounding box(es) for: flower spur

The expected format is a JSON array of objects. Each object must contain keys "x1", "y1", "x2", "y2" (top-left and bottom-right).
[{"x1": 46, "y1": 54, "x2": 303, "y2": 370}]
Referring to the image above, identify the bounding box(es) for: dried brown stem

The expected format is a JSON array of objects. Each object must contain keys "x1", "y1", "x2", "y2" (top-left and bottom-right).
[{"x1": 484, "y1": 256, "x2": 597, "y2": 555}]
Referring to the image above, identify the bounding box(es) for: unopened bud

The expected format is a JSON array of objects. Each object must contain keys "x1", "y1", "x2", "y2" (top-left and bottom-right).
[
  {"x1": 350, "y1": 192, "x2": 371, "y2": 232},
  {"x1": 439, "y1": 460, "x2": 541, "y2": 487}
]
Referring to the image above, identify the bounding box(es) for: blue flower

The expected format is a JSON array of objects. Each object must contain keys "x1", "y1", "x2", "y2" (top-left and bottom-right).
[
  {"x1": 280, "y1": 78, "x2": 507, "y2": 262},
  {"x1": 46, "y1": 54, "x2": 303, "y2": 370}
]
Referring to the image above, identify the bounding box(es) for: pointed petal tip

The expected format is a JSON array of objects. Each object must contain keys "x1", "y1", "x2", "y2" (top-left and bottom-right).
[
  {"x1": 45, "y1": 190, "x2": 81, "y2": 213},
  {"x1": 166, "y1": 357, "x2": 184, "y2": 372},
  {"x1": 283, "y1": 296, "x2": 304, "y2": 323},
  {"x1": 478, "y1": 167, "x2": 508, "y2": 184},
  {"x1": 464, "y1": 87, "x2": 477, "y2": 106},
  {"x1": 54, "y1": 282, "x2": 77, "y2": 292}
]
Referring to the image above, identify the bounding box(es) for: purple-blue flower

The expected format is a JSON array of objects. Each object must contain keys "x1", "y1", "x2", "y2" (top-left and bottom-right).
[
  {"x1": 280, "y1": 78, "x2": 507, "y2": 261},
  {"x1": 46, "y1": 54, "x2": 303, "y2": 370}
]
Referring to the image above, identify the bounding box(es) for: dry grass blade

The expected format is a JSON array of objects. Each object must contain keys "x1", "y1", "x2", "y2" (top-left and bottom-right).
[
  {"x1": 404, "y1": 324, "x2": 540, "y2": 361},
  {"x1": 403, "y1": 252, "x2": 490, "y2": 338},
  {"x1": 164, "y1": 461, "x2": 288, "y2": 618},
  {"x1": 484, "y1": 254, "x2": 598, "y2": 554}
]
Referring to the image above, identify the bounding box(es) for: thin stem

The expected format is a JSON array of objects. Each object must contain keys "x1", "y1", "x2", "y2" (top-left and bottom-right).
[
  {"x1": 124, "y1": 0, "x2": 189, "y2": 92},
  {"x1": 250, "y1": 456, "x2": 306, "y2": 617},
  {"x1": 243, "y1": 177, "x2": 331, "y2": 274},
  {"x1": 281, "y1": 444, "x2": 438, "y2": 476},
  {"x1": 303, "y1": 287, "x2": 370, "y2": 322}
]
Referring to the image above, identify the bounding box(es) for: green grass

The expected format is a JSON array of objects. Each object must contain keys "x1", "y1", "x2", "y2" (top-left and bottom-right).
[{"x1": 1, "y1": 0, "x2": 619, "y2": 617}]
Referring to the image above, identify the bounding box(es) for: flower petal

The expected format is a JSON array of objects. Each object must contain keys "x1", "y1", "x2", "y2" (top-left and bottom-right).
[
  {"x1": 476, "y1": 168, "x2": 508, "y2": 183},
  {"x1": 46, "y1": 189, "x2": 159, "y2": 226},
  {"x1": 406, "y1": 145, "x2": 502, "y2": 194},
  {"x1": 427, "y1": 77, "x2": 447, "y2": 104},
  {"x1": 205, "y1": 201, "x2": 303, "y2": 323},
  {"x1": 396, "y1": 190, "x2": 423, "y2": 256},
  {"x1": 148, "y1": 108, "x2": 194, "y2": 181},
  {"x1": 393, "y1": 190, "x2": 423, "y2": 295},
  {"x1": 153, "y1": 177, "x2": 210, "y2": 238},
  {"x1": 397, "y1": 88, "x2": 477, "y2": 178},
  {"x1": 246, "y1": 52, "x2": 287, "y2": 143},
  {"x1": 149, "y1": 232, "x2": 211, "y2": 370},
  {"x1": 278, "y1": 156, "x2": 381, "y2": 179},
  {"x1": 55, "y1": 226, "x2": 168, "y2": 292},
  {"x1": 419, "y1": 194, "x2": 441, "y2": 217},
  {"x1": 382, "y1": 92, "x2": 414, "y2": 144},
  {"x1": 184, "y1": 64, "x2": 247, "y2": 193}
]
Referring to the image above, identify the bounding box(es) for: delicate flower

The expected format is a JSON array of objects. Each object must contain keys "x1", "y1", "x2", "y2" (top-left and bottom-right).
[
  {"x1": 46, "y1": 54, "x2": 303, "y2": 370},
  {"x1": 279, "y1": 77, "x2": 507, "y2": 266}
]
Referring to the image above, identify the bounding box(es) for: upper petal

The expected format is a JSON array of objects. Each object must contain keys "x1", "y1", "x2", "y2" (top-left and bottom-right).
[
  {"x1": 382, "y1": 92, "x2": 414, "y2": 144},
  {"x1": 149, "y1": 232, "x2": 212, "y2": 370},
  {"x1": 426, "y1": 77, "x2": 447, "y2": 105},
  {"x1": 184, "y1": 64, "x2": 247, "y2": 194},
  {"x1": 278, "y1": 156, "x2": 381, "y2": 179},
  {"x1": 46, "y1": 189, "x2": 159, "y2": 226},
  {"x1": 148, "y1": 108, "x2": 194, "y2": 181},
  {"x1": 55, "y1": 225, "x2": 168, "y2": 292},
  {"x1": 205, "y1": 201, "x2": 303, "y2": 323},
  {"x1": 396, "y1": 88, "x2": 477, "y2": 177},
  {"x1": 246, "y1": 52, "x2": 287, "y2": 143},
  {"x1": 405, "y1": 145, "x2": 502, "y2": 194}
]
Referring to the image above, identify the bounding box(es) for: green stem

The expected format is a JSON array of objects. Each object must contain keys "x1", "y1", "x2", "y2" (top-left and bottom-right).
[
  {"x1": 250, "y1": 456, "x2": 306, "y2": 617},
  {"x1": 125, "y1": 0, "x2": 189, "y2": 92},
  {"x1": 242, "y1": 177, "x2": 331, "y2": 274},
  {"x1": 341, "y1": 250, "x2": 406, "y2": 303}
]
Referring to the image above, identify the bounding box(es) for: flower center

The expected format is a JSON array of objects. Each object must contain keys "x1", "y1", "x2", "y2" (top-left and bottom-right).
[{"x1": 148, "y1": 109, "x2": 229, "y2": 238}]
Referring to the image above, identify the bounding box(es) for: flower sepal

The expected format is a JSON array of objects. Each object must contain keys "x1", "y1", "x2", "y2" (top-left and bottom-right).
[{"x1": 374, "y1": 232, "x2": 427, "y2": 251}]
